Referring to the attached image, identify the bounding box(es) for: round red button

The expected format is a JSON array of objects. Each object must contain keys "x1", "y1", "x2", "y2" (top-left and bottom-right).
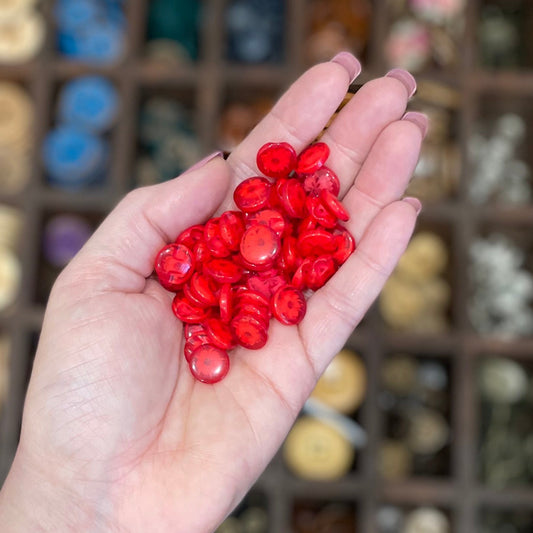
[
  {"x1": 295, "y1": 142, "x2": 330, "y2": 174},
  {"x1": 256, "y1": 141, "x2": 297, "y2": 179},
  {"x1": 155, "y1": 243, "x2": 195, "y2": 291},
  {"x1": 189, "y1": 344, "x2": 230, "y2": 384},
  {"x1": 271, "y1": 285, "x2": 307, "y2": 325},
  {"x1": 240, "y1": 225, "x2": 281, "y2": 266},
  {"x1": 234, "y1": 177, "x2": 272, "y2": 213}
]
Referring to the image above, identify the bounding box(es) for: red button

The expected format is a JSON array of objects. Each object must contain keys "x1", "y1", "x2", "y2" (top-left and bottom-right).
[
  {"x1": 271, "y1": 285, "x2": 307, "y2": 325},
  {"x1": 320, "y1": 190, "x2": 350, "y2": 222},
  {"x1": 333, "y1": 228, "x2": 356, "y2": 265},
  {"x1": 240, "y1": 225, "x2": 281, "y2": 266},
  {"x1": 231, "y1": 313, "x2": 268, "y2": 350},
  {"x1": 176, "y1": 224, "x2": 204, "y2": 249},
  {"x1": 185, "y1": 332, "x2": 210, "y2": 362},
  {"x1": 234, "y1": 177, "x2": 272, "y2": 213},
  {"x1": 190, "y1": 272, "x2": 219, "y2": 306},
  {"x1": 189, "y1": 344, "x2": 230, "y2": 384},
  {"x1": 279, "y1": 178, "x2": 307, "y2": 218},
  {"x1": 295, "y1": 142, "x2": 330, "y2": 174},
  {"x1": 219, "y1": 211, "x2": 245, "y2": 251},
  {"x1": 204, "y1": 258, "x2": 243, "y2": 284},
  {"x1": 219, "y1": 283, "x2": 234, "y2": 323},
  {"x1": 155, "y1": 243, "x2": 195, "y2": 291},
  {"x1": 303, "y1": 166, "x2": 340, "y2": 197},
  {"x1": 306, "y1": 196, "x2": 337, "y2": 228},
  {"x1": 247, "y1": 208, "x2": 287, "y2": 237},
  {"x1": 298, "y1": 228, "x2": 336, "y2": 257},
  {"x1": 172, "y1": 294, "x2": 212, "y2": 323},
  {"x1": 185, "y1": 323, "x2": 207, "y2": 339},
  {"x1": 306, "y1": 255, "x2": 337, "y2": 290},
  {"x1": 205, "y1": 317, "x2": 235, "y2": 350},
  {"x1": 256, "y1": 142, "x2": 297, "y2": 179}
]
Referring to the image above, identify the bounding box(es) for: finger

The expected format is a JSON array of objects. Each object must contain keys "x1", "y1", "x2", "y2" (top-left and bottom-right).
[
  {"x1": 225, "y1": 53, "x2": 361, "y2": 185},
  {"x1": 343, "y1": 113, "x2": 426, "y2": 243},
  {"x1": 61, "y1": 156, "x2": 231, "y2": 294},
  {"x1": 321, "y1": 69, "x2": 417, "y2": 196},
  {"x1": 300, "y1": 199, "x2": 419, "y2": 376}
]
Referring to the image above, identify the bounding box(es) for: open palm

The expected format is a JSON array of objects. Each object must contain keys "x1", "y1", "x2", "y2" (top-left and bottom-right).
[{"x1": 2, "y1": 56, "x2": 424, "y2": 533}]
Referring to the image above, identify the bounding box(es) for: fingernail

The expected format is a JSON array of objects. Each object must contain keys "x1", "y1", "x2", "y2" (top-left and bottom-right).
[
  {"x1": 403, "y1": 196, "x2": 422, "y2": 215},
  {"x1": 330, "y1": 51, "x2": 362, "y2": 83},
  {"x1": 385, "y1": 68, "x2": 417, "y2": 97},
  {"x1": 402, "y1": 111, "x2": 429, "y2": 138},
  {"x1": 185, "y1": 151, "x2": 223, "y2": 173}
]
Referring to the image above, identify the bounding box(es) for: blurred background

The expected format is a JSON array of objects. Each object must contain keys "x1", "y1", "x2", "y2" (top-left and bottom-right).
[{"x1": 0, "y1": 1, "x2": 533, "y2": 532}]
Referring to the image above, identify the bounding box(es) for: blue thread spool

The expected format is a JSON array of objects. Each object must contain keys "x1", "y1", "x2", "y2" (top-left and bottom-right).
[
  {"x1": 42, "y1": 126, "x2": 108, "y2": 188},
  {"x1": 58, "y1": 76, "x2": 119, "y2": 134}
]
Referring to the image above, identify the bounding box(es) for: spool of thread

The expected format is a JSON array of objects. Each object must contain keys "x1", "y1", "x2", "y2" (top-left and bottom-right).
[{"x1": 58, "y1": 75, "x2": 119, "y2": 134}]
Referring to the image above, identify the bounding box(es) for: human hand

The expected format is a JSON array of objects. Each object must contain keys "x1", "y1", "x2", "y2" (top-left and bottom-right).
[{"x1": 0, "y1": 53, "x2": 425, "y2": 533}]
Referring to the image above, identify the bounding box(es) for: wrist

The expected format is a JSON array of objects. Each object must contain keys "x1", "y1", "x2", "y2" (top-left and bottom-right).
[{"x1": 0, "y1": 447, "x2": 114, "y2": 533}]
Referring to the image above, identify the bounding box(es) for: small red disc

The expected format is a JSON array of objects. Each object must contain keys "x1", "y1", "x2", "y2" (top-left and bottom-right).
[
  {"x1": 231, "y1": 313, "x2": 268, "y2": 350},
  {"x1": 271, "y1": 285, "x2": 307, "y2": 325},
  {"x1": 185, "y1": 323, "x2": 207, "y2": 339},
  {"x1": 279, "y1": 178, "x2": 307, "y2": 218},
  {"x1": 235, "y1": 288, "x2": 270, "y2": 309},
  {"x1": 233, "y1": 303, "x2": 270, "y2": 329},
  {"x1": 306, "y1": 255, "x2": 337, "y2": 290},
  {"x1": 176, "y1": 224, "x2": 204, "y2": 249},
  {"x1": 219, "y1": 211, "x2": 245, "y2": 250},
  {"x1": 247, "y1": 274, "x2": 287, "y2": 300},
  {"x1": 190, "y1": 272, "x2": 219, "y2": 306},
  {"x1": 193, "y1": 241, "x2": 211, "y2": 265},
  {"x1": 219, "y1": 283, "x2": 234, "y2": 323},
  {"x1": 204, "y1": 218, "x2": 231, "y2": 258},
  {"x1": 303, "y1": 166, "x2": 340, "y2": 197},
  {"x1": 205, "y1": 317, "x2": 235, "y2": 350},
  {"x1": 184, "y1": 333, "x2": 210, "y2": 362},
  {"x1": 306, "y1": 196, "x2": 337, "y2": 228},
  {"x1": 172, "y1": 294, "x2": 212, "y2": 323},
  {"x1": 240, "y1": 225, "x2": 281, "y2": 266},
  {"x1": 320, "y1": 190, "x2": 350, "y2": 222},
  {"x1": 295, "y1": 142, "x2": 330, "y2": 174},
  {"x1": 246, "y1": 208, "x2": 287, "y2": 236},
  {"x1": 281, "y1": 236, "x2": 299, "y2": 272},
  {"x1": 183, "y1": 282, "x2": 211, "y2": 308},
  {"x1": 155, "y1": 243, "x2": 195, "y2": 291},
  {"x1": 256, "y1": 142, "x2": 297, "y2": 179},
  {"x1": 333, "y1": 228, "x2": 356, "y2": 265},
  {"x1": 233, "y1": 177, "x2": 272, "y2": 213},
  {"x1": 292, "y1": 256, "x2": 313, "y2": 290},
  {"x1": 204, "y1": 258, "x2": 243, "y2": 284},
  {"x1": 189, "y1": 344, "x2": 230, "y2": 384},
  {"x1": 298, "y1": 228, "x2": 336, "y2": 257}
]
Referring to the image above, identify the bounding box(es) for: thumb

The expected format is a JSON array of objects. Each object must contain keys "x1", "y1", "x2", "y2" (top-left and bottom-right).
[{"x1": 61, "y1": 155, "x2": 230, "y2": 294}]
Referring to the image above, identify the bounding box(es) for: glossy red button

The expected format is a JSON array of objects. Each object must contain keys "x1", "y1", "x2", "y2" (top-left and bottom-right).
[
  {"x1": 176, "y1": 224, "x2": 204, "y2": 249},
  {"x1": 234, "y1": 177, "x2": 272, "y2": 213},
  {"x1": 155, "y1": 243, "x2": 195, "y2": 291},
  {"x1": 205, "y1": 317, "x2": 235, "y2": 350},
  {"x1": 292, "y1": 256, "x2": 313, "y2": 290},
  {"x1": 233, "y1": 303, "x2": 270, "y2": 329},
  {"x1": 240, "y1": 225, "x2": 281, "y2": 266},
  {"x1": 219, "y1": 283, "x2": 233, "y2": 323},
  {"x1": 247, "y1": 208, "x2": 287, "y2": 236},
  {"x1": 193, "y1": 241, "x2": 211, "y2": 265},
  {"x1": 219, "y1": 210, "x2": 245, "y2": 251},
  {"x1": 172, "y1": 294, "x2": 212, "y2": 323},
  {"x1": 306, "y1": 196, "x2": 337, "y2": 228},
  {"x1": 306, "y1": 255, "x2": 337, "y2": 290},
  {"x1": 204, "y1": 258, "x2": 243, "y2": 284},
  {"x1": 247, "y1": 273, "x2": 287, "y2": 300},
  {"x1": 183, "y1": 282, "x2": 211, "y2": 308},
  {"x1": 295, "y1": 142, "x2": 330, "y2": 174},
  {"x1": 271, "y1": 285, "x2": 307, "y2": 325},
  {"x1": 280, "y1": 178, "x2": 307, "y2": 218},
  {"x1": 298, "y1": 228, "x2": 336, "y2": 257},
  {"x1": 231, "y1": 313, "x2": 268, "y2": 350},
  {"x1": 333, "y1": 228, "x2": 356, "y2": 265},
  {"x1": 185, "y1": 323, "x2": 207, "y2": 339},
  {"x1": 303, "y1": 166, "x2": 340, "y2": 197},
  {"x1": 190, "y1": 272, "x2": 219, "y2": 306},
  {"x1": 320, "y1": 190, "x2": 350, "y2": 222},
  {"x1": 184, "y1": 332, "x2": 210, "y2": 362},
  {"x1": 189, "y1": 344, "x2": 230, "y2": 384},
  {"x1": 256, "y1": 142, "x2": 297, "y2": 179}
]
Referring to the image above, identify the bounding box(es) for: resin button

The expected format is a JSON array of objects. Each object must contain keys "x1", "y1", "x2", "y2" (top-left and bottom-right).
[
  {"x1": 189, "y1": 344, "x2": 230, "y2": 384},
  {"x1": 240, "y1": 225, "x2": 280, "y2": 266},
  {"x1": 295, "y1": 142, "x2": 330, "y2": 174},
  {"x1": 271, "y1": 285, "x2": 307, "y2": 325},
  {"x1": 233, "y1": 176, "x2": 271, "y2": 212},
  {"x1": 303, "y1": 166, "x2": 340, "y2": 197},
  {"x1": 155, "y1": 243, "x2": 195, "y2": 290},
  {"x1": 256, "y1": 141, "x2": 297, "y2": 179}
]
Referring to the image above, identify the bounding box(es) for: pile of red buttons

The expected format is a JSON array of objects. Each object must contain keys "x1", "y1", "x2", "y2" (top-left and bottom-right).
[{"x1": 154, "y1": 141, "x2": 355, "y2": 384}]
